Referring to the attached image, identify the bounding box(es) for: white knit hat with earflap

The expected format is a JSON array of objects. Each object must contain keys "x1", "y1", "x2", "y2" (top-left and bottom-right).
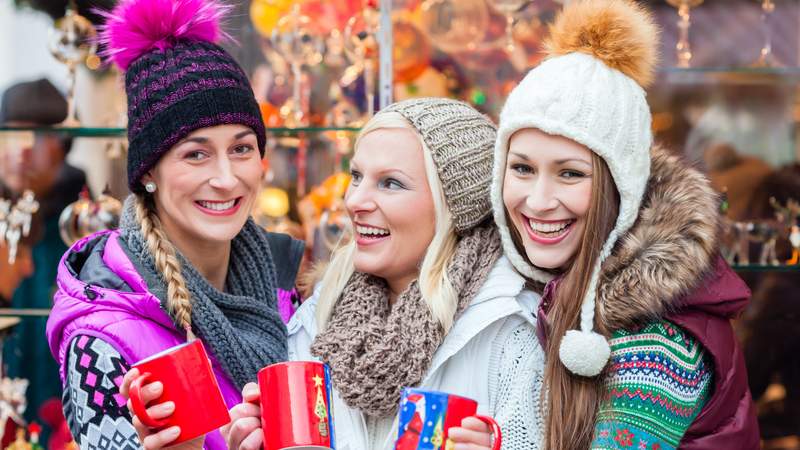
[{"x1": 491, "y1": 0, "x2": 660, "y2": 377}]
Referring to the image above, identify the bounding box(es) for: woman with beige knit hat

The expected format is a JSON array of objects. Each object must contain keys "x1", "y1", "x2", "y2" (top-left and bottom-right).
[
  {"x1": 456, "y1": 1, "x2": 759, "y2": 449},
  {"x1": 222, "y1": 98, "x2": 544, "y2": 450}
]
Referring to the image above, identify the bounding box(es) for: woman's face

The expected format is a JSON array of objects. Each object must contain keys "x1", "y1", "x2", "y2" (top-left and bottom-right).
[
  {"x1": 503, "y1": 128, "x2": 593, "y2": 270},
  {"x1": 142, "y1": 124, "x2": 263, "y2": 246},
  {"x1": 345, "y1": 128, "x2": 436, "y2": 285}
]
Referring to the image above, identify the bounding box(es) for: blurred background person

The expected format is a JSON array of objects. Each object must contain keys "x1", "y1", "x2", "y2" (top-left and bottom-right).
[{"x1": 0, "y1": 78, "x2": 86, "y2": 444}]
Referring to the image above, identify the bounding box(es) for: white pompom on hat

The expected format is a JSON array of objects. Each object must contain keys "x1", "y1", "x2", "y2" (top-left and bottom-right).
[{"x1": 490, "y1": 0, "x2": 660, "y2": 377}]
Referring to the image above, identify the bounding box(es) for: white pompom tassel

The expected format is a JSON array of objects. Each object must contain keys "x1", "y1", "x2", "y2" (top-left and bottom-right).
[{"x1": 558, "y1": 330, "x2": 611, "y2": 377}]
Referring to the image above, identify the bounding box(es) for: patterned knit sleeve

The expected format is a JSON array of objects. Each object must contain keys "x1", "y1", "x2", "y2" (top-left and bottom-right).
[
  {"x1": 62, "y1": 335, "x2": 143, "y2": 450},
  {"x1": 591, "y1": 320, "x2": 714, "y2": 450},
  {"x1": 490, "y1": 321, "x2": 545, "y2": 450}
]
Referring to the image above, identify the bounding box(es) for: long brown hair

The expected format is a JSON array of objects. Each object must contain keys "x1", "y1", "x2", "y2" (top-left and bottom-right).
[{"x1": 511, "y1": 153, "x2": 619, "y2": 449}]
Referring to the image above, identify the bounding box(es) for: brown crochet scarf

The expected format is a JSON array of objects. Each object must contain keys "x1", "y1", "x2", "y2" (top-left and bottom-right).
[{"x1": 310, "y1": 225, "x2": 503, "y2": 417}]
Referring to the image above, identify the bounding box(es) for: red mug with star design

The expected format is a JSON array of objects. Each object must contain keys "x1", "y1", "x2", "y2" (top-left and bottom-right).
[{"x1": 258, "y1": 361, "x2": 336, "y2": 450}]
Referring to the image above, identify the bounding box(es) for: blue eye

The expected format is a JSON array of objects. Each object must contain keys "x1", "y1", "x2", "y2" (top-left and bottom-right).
[
  {"x1": 379, "y1": 178, "x2": 405, "y2": 190},
  {"x1": 349, "y1": 170, "x2": 362, "y2": 186},
  {"x1": 510, "y1": 163, "x2": 533, "y2": 175}
]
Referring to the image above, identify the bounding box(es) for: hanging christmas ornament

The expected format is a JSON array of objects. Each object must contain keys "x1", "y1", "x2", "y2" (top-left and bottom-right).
[
  {"x1": 394, "y1": 66, "x2": 449, "y2": 101},
  {"x1": 421, "y1": 0, "x2": 489, "y2": 53},
  {"x1": 0, "y1": 198, "x2": 11, "y2": 247},
  {"x1": 58, "y1": 188, "x2": 121, "y2": 246},
  {"x1": 300, "y1": 0, "x2": 362, "y2": 35},
  {"x1": 48, "y1": 1, "x2": 97, "y2": 126},
  {"x1": 15, "y1": 190, "x2": 40, "y2": 237},
  {"x1": 271, "y1": 3, "x2": 323, "y2": 126},
  {"x1": 85, "y1": 189, "x2": 122, "y2": 237},
  {"x1": 0, "y1": 190, "x2": 40, "y2": 263},
  {"x1": 258, "y1": 187, "x2": 291, "y2": 218},
  {"x1": 4, "y1": 208, "x2": 25, "y2": 265},
  {"x1": 393, "y1": 21, "x2": 431, "y2": 84},
  {"x1": 58, "y1": 188, "x2": 92, "y2": 246},
  {"x1": 666, "y1": 0, "x2": 704, "y2": 68},
  {"x1": 250, "y1": 0, "x2": 292, "y2": 37},
  {"x1": 343, "y1": 0, "x2": 381, "y2": 118},
  {"x1": 487, "y1": 0, "x2": 529, "y2": 52}
]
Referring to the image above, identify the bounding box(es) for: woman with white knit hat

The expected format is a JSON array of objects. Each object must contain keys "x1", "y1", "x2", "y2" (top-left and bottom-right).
[{"x1": 453, "y1": 1, "x2": 760, "y2": 449}]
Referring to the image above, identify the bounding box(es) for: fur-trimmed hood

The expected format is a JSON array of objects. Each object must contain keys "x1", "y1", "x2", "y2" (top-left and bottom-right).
[{"x1": 594, "y1": 145, "x2": 748, "y2": 330}]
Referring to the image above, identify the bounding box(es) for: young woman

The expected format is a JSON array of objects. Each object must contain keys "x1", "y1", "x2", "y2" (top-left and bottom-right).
[
  {"x1": 222, "y1": 98, "x2": 544, "y2": 450},
  {"x1": 45, "y1": 1, "x2": 303, "y2": 449},
  {"x1": 453, "y1": 1, "x2": 760, "y2": 449}
]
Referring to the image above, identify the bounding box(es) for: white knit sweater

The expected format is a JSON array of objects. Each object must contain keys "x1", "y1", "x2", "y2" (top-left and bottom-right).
[{"x1": 287, "y1": 256, "x2": 545, "y2": 450}]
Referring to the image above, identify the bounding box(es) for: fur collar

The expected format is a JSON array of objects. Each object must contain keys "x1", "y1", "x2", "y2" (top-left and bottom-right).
[{"x1": 596, "y1": 146, "x2": 720, "y2": 331}]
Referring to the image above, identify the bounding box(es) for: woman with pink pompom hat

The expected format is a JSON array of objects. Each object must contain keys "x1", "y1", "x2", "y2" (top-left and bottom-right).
[{"x1": 45, "y1": 0, "x2": 304, "y2": 448}]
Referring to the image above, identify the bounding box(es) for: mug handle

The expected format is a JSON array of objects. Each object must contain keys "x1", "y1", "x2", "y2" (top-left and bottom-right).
[
  {"x1": 129, "y1": 372, "x2": 170, "y2": 429},
  {"x1": 472, "y1": 415, "x2": 502, "y2": 450}
]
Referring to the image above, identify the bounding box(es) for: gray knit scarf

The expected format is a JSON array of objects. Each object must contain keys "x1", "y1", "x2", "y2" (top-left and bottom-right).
[
  {"x1": 118, "y1": 196, "x2": 287, "y2": 390},
  {"x1": 310, "y1": 224, "x2": 503, "y2": 417}
]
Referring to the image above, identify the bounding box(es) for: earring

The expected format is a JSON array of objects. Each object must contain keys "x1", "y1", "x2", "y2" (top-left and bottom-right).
[{"x1": 145, "y1": 182, "x2": 157, "y2": 193}]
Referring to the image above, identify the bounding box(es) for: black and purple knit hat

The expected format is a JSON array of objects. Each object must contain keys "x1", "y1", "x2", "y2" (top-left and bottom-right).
[{"x1": 99, "y1": 0, "x2": 266, "y2": 193}]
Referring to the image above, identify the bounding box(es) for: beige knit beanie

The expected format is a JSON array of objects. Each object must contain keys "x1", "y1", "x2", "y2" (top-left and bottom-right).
[{"x1": 382, "y1": 98, "x2": 497, "y2": 234}]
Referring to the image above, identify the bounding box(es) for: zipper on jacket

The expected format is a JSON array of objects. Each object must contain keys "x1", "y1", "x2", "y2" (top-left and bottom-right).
[{"x1": 84, "y1": 284, "x2": 102, "y2": 300}]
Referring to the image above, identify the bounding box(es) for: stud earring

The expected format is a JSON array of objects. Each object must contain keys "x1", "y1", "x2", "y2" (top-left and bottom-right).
[{"x1": 145, "y1": 182, "x2": 157, "y2": 193}]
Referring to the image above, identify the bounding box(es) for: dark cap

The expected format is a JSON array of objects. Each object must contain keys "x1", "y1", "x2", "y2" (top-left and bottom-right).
[{"x1": 0, "y1": 78, "x2": 68, "y2": 126}]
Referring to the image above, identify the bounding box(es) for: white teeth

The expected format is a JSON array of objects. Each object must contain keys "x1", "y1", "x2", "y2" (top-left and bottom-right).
[
  {"x1": 528, "y1": 219, "x2": 571, "y2": 234},
  {"x1": 356, "y1": 225, "x2": 390, "y2": 236},
  {"x1": 199, "y1": 199, "x2": 236, "y2": 211}
]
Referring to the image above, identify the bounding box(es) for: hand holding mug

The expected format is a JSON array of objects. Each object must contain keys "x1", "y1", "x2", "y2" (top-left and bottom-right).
[
  {"x1": 395, "y1": 388, "x2": 501, "y2": 450},
  {"x1": 120, "y1": 368, "x2": 205, "y2": 450},
  {"x1": 447, "y1": 416, "x2": 497, "y2": 450},
  {"x1": 221, "y1": 382, "x2": 263, "y2": 450},
  {"x1": 122, "y1": 340, "x2": 230, "y2": 449}
]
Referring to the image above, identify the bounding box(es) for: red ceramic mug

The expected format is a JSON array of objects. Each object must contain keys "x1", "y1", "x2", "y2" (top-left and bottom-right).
[
  {"x1": 395, "y1": 388, "x2": 502, "y2": 450},
  {"x1": 129, "y1": 340, "x2": 230, "y2": 444},
  {"x1": 258, "y1": 361, "x2": 336, "y2": 450}
]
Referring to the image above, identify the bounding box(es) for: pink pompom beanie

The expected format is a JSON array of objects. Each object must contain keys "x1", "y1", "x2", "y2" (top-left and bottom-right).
[{"x1": 98, "y1": 0, "x2": 266, "y2": 193}]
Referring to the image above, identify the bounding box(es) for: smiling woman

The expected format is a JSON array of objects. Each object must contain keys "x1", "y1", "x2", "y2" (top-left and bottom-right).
[
  {"x1": 503, "y1": 129, "x2": 598, "y2": 271},
  {"x1": 223, "y1": 98, "x2": 546, "y2": 450},
  {"x1": 45, "y1": 0, "x2": 305, "y2": 449},
  {"x1": 478, "y1": 1, "x2": 759, "y2": 449}
]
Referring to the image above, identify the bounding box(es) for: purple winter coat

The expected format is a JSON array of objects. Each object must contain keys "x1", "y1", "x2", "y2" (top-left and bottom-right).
[
  {"x1": 47, "y1": 230, "x2": 239, "y2": 450},
  {"x1": 664, "y1": 257, "x2": 759, "y2": 450}
]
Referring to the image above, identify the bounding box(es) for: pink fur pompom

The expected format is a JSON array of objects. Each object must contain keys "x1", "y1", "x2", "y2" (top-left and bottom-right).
[{"x1": 98, "y1": 0, "x2": 232, "y2": 71}]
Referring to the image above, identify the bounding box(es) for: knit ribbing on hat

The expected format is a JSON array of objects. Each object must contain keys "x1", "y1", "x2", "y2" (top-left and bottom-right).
[
  {"x1": 382, "y1": 98, "x2": 497, "y2": 234},
  {"x1": 123, "y1": 41, "x2": 266, "y2": 192}
]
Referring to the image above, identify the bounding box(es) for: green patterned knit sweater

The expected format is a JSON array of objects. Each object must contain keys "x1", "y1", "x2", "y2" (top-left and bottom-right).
[{"x1": 591, "y1": 320, "x2": 714, "y2": 450}]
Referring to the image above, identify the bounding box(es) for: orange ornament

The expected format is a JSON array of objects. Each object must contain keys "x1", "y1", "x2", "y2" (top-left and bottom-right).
[
  {"x1": 259, "y1": 102, "x2": 282, "y2": 127},
  {"x1": 393, "y1": 21, "x2": 430, "y2": 83}
]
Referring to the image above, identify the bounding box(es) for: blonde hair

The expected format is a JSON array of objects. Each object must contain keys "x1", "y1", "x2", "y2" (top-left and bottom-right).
[
  {"x1": 315, "y1": 112, "x2": 459, "y2": 332},
  {"x1": 134, "y1": 194, "x2": 194, "y2": 337}
]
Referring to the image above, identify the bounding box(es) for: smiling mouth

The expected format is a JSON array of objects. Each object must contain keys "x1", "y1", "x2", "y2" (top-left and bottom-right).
[
  {"x1": 526, "y1": 217, "x2": 575, "y2": 239},
  {"x1": 195, "y1": 197, "x2": 241, "y2": 212},
  {"x1": 355, "y1": 224, "x2": 390, "y2": 241}
]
